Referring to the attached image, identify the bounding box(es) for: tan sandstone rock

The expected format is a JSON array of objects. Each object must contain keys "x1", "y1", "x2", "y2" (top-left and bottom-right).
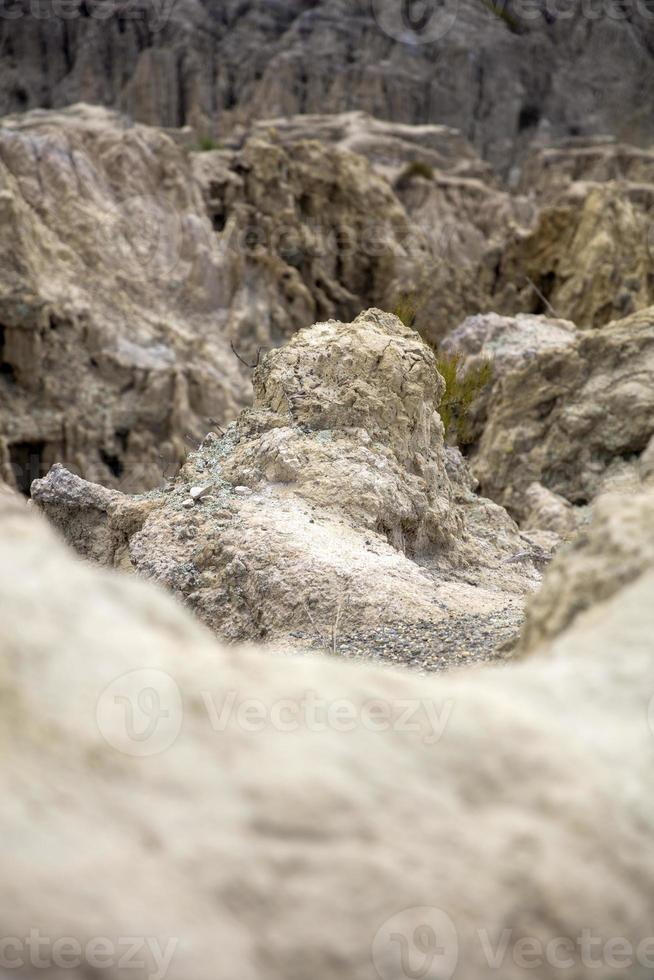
[
  {"x1": 0, "y1": 103, "x2": 249, "y2": 494},
  {"x1": 3, "y1": 471, "x2": 654, "y2": 980},
  {"x1": 520, "y1": 490, "x2": 654, "y2": 654},
  {"x1": 0, "y1": 104, "x2": 425, "y2": 495},
  {"x1": 486, "y1": 183, "x2": 654, "y2": 328},
  {"x1": 467, "y1": 307, "x2": 654, "y2": 521},
  {"x1": 33, "y1": 310, "x2": 543, "y2": 665}
]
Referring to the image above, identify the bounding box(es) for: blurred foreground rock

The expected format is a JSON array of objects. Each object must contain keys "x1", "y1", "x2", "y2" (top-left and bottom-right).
[{"x1": 3, "y1": 472, "x2": 654, "y2": 979}]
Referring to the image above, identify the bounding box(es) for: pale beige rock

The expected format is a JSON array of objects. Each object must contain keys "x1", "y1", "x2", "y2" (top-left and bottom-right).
[
  {"x1": 469, "y1": 307, "x2": 654, "y2": 521},
  {"x1": 520, "y1": 491, "x2": 654, "y2": 654},
  {"x1": 440, "y1": 311, "x2": 578, "y2": 443},
  {"x1": 487, "y1": 183, "x2": 654, "y2": 328},
  {"x1": 0, "y1": 103, "x2": 249, "y2": 494},
  {"x1": 190, "y1": 131, "x2": 425, "y2": 359},
  {"x1": 522, "y1": 482, "x2": 580, "y2": 539},
  {"x1": 247, "y1": 112, "x2": 532, "y2": 344},
  {"x1": 33, "y1": 310, "x2": 542, "y2": 661},
  {"x1": 3, "y1": 478, "x2": 654, "y2": 980},
  {"x1": 0, "y1": 105, "x2": 426, "y2": 495},
  {"x1": 519, "y1": 140, "x2": 654, "y2": 202},
  {"x1": 251, "y1": 111, "x2": 492, "y2": 184}
]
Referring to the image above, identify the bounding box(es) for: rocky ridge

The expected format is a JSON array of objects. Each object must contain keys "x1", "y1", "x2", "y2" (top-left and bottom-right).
[
  {"x1": 3, "y1": 103, "x2": 654, "y2": 499},
  {"x1": 33, "y1": 310, "x2": 544, "y2": 664},
  {"x1": 0, "y1": 105, "x2": 423, "y2": 492},
  {"x1": 450, "y1": 306, "x2": 654, "y2": 521},
  {"x1": 3, "y1": 0, "x2": 654, "y2": 172}
]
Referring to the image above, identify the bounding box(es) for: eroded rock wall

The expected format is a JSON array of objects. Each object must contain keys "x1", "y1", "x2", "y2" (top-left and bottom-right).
[
  {"x1": 0, "y1": 105, "x2": 422, "y2": 493},
  {"x1": 2, "y1": 0, "x2": 654, "y2": 172}
]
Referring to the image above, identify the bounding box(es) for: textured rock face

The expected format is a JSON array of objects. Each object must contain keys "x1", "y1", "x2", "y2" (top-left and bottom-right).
[
  {"x1": 2, "y1": 0, "x2": 654, "y2": 172},
  {"x1": 0, "y1": 103, "x2": 249, "y2": 493},
  {"x1": 518, "y1": 140, "x2": 654, "y2": 201},
  {"x1": 461, "y1": 307, "x2": 654, "y2": 521},
  {"x1": 487, "y1": 183, "x2": 654, "y2": 328},
  {"x1": 0, "y1": 104, "x2": 424, "y2": 493},
  {"x1": 190, "y1": 127, "x2": 423, "y2": 357},
  {"x1": 33, "y1": 310, "x2": 543, "y2": 662},
  {"x1": 3, "y1": 480, "x2": 654, "y2": 980},
  {"x1": 520, "y1": 490, "x2": 654, "y2": 653},
  {"x1": 251, "y1": 110, "x2": 493, "y2": 184},
  {"x1": 3, "y1": 102, "x2": 653, "y2": 498},
  {"x1": 440, "y1": 311, "x2": 578, "y2": 443}
]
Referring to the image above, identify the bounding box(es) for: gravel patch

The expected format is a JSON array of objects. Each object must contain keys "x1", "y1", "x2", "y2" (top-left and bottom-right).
[{"x1": 289, "y1": 608, "x2": 521, "y2": 674}]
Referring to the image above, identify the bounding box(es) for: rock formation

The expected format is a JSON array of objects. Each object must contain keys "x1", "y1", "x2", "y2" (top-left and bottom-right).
[
  {"x1": 3, "y1": 15, "x2": 654, "y2": 976},
  {"x1": 0, "y1": 104, "x2": 424, "y2": 493},
  {"x1": 3, "y1": 462, "x2": 654, "y2": 980},
  {"x1": 0, "y1": 103, "x2": 248, "y2": 493},
  {"x1": 520, "y1": 489, "x2": 654, "y2": 652},
  {"x1": 33, "y1": 310, "x2": 545, "y2": 665},
  {"x1": 2, "y1": 0, "x2": 654, "y2": 172},
  {"x1": 486, "y1": 183, "x2": 654, "y2": 328},
  {"x1": 445, "y1": 307, "x2": 654, "y2": 522},
  {"x1": 190, "y1": 123, "x2": 424, "y2": 355}
]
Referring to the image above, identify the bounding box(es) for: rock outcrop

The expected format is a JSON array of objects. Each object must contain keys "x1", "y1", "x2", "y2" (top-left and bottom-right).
[
  {"x1": 190, "y1": 125, "x2": 425, "y2": 356},
  {"x1": 449, "y1": 307, "x2": 654, "y2": 522},
  {"x1": 520, "y1": 490, "x2": 654, "y2": 653},
  {"x1": 518, "y1": 139, "x2": 654, "y2": 201},
  {"x1": 2, "y1": 103, "x2": 653, "y2": 501},
  {"x1": 33, "y1": 310, "x2": 544, "y2": 666},
  {"x1": 2, "y1": 0, "x2": 654, "y2": 172},
  {"x1": 4, "y1": 466, "x2": 654, "y2": 980},
  {"x1": 486, "y1": 183, "x2": 654, "y2": 328},
  {"x1": 0, "y1": 103, "x2": 249, "y2": 493},
  {"x1": 0, "y1": 104, "x2": 424, "y2": 493},
  {"x1": 440, "y1": 311, "x2": 578, "y2": 444}
]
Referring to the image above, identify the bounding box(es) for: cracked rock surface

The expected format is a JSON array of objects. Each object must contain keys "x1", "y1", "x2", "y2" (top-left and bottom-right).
[{"x1": 33, "y1": 310, "x2": 543, "y2": 665}]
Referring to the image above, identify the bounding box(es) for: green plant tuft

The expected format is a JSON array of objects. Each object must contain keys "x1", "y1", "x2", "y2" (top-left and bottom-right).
[
  {"x1": 195, "y1": 135, "x2": 221, "y2": 152},
  {"x1": 395, "y1": 160, "x2": 434, "y2": 190},
  {"x1": 393, "y1": 294, "x2": 419, "y2": 328},
  {"x1": 433, "y1": 350, "x2": 493, "y2": 446}
]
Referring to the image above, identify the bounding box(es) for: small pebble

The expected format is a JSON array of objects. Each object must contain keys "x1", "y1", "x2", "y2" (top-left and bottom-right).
[{"x1": 190, "y1": 485, "x2": 213, "y2": 501}]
